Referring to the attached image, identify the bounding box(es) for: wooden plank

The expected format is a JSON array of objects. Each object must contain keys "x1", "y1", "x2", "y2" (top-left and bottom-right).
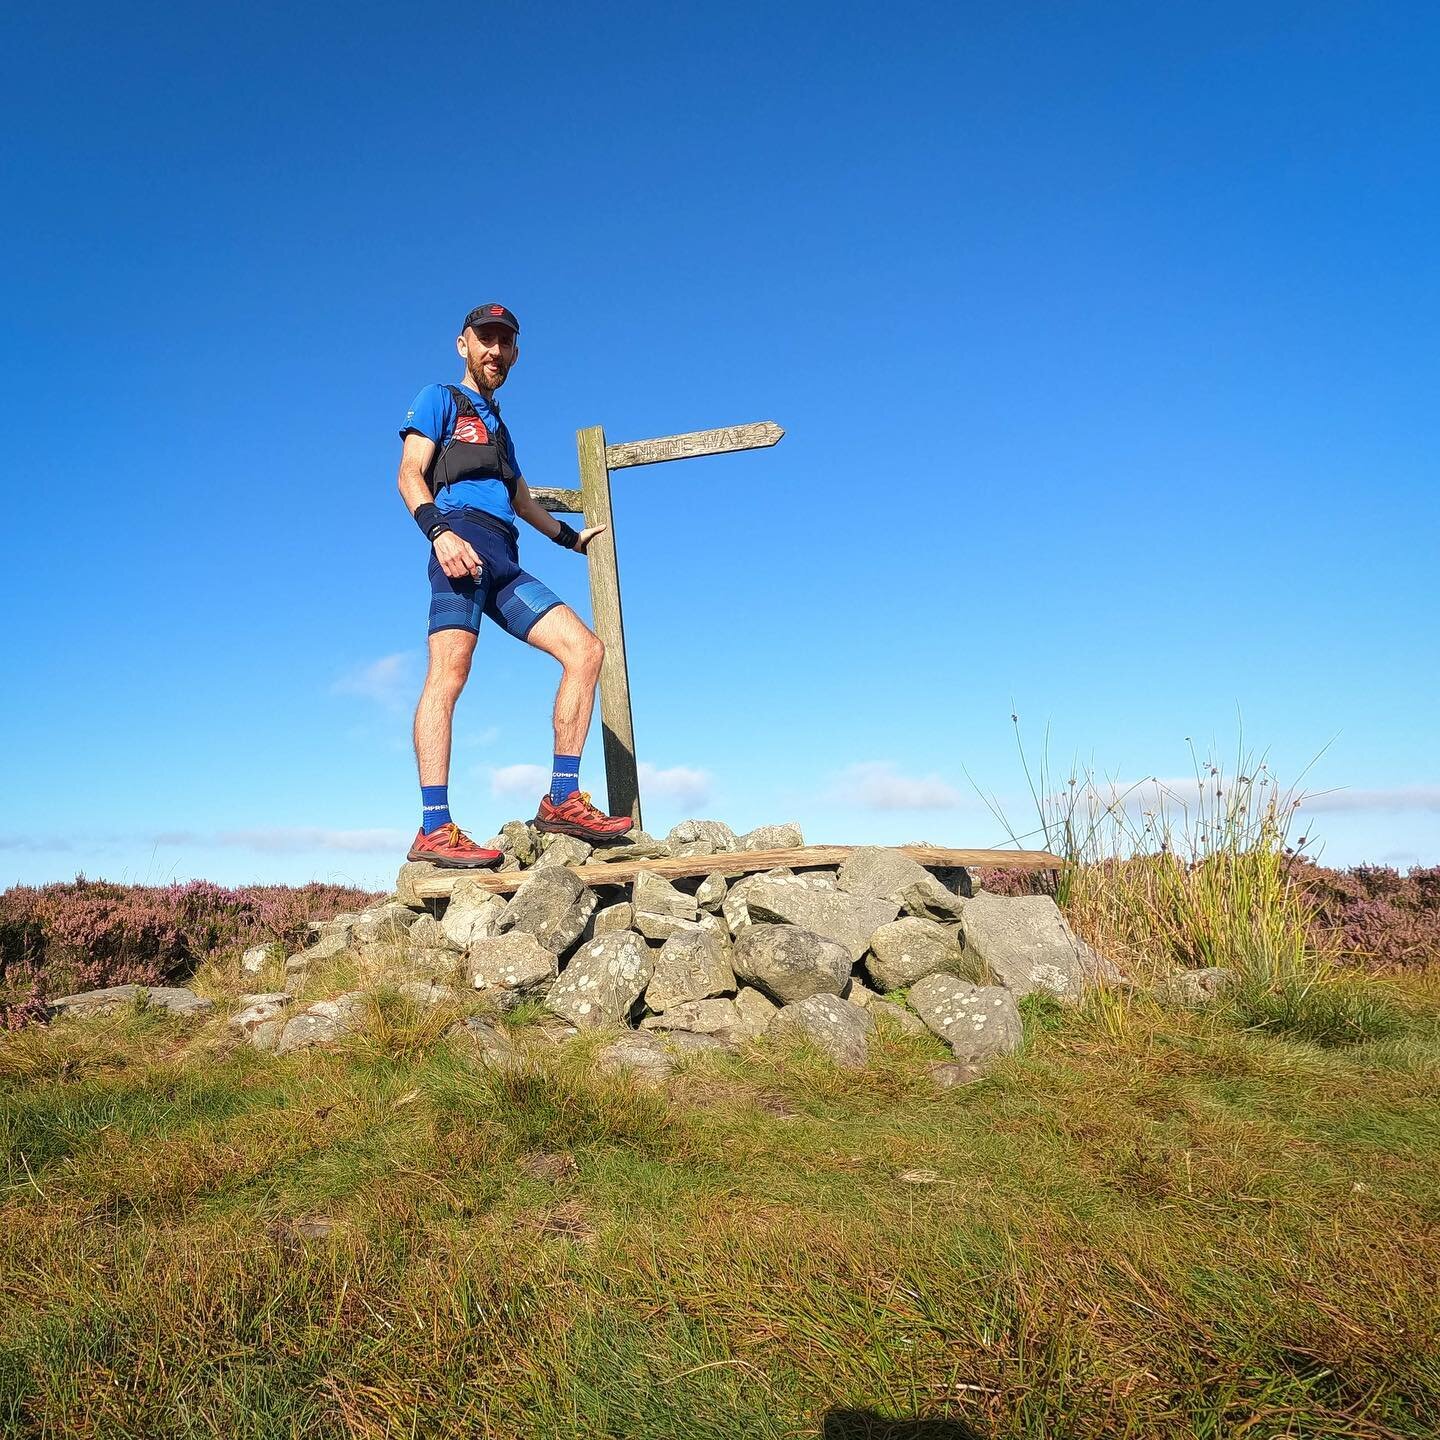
[
  {"x1": 411, "y1": 844, "x2": 1064, "y2": 899},
  {"x1": 605, "y1": 421, "x2": 784, "y2": 471},
  {"x1": 576, "y1": 425, "x2": 642, "y2": 828},
  {"x1": 531, "y1": 486, "x2": 584, "y2": 513}
]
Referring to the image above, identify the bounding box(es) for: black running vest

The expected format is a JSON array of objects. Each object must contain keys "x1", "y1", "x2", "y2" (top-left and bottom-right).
[{"x1": 426, "y1": 386, "x2": 519, "y2": 498}]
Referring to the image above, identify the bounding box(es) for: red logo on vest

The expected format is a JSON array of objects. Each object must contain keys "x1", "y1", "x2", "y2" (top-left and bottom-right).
[{"x1": 453, "y1": 416, "x2": 490, "y2": 445}]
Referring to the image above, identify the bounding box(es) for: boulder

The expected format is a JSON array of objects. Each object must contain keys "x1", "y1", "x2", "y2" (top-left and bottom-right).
[
  {"x1": 499, "y1": 869, "x2": 597, "y2": 956},
  {"x1": 929, "y1": 1060, "x2": 986, "y2": 1088},
  {"x1": 535, "y1": 833, "x2": 595, "y2": 869},
  {"x1": 645, "y1": 930, "x2": 735, "y2": 1011},
  {"x1": 48, "y1": 984, "x2": 213, "y2": 1020},
  {"x1": 592, "y1": 831, "x2": 670, "y2": 861},
  {"x1": 732, "y1": 985, "x2": 779, "y2": 1039},
  {"x1": 275, "y1": 992, "x2": 368, "y2": 1055},
  {"x1": 900, "y1": 876, "x2": 969, "y2": 924},
  {"x1": 635, "y1": 912, "x2": 706, "y2": 942},
  {"x1": 845, "y1": 977, "x2": 881, "y2": 1007},
  {"x1": 732, "y1": 924, "x2": 851, "y2": 1005},
  {"x1": 441, "y1": 890, "x2": 508, "y2": 950},
  {"x1": 455, "y1": 1016, "x2": 522, "y2": 1070},
  {"x1": 228, "y1": 992, "x2": 293, "y2": 1049},
  {"x1": 395, "y1": 861, "x2": 443, "y2": 908},
  {"x1": 769, "y1": 994, "x2": 874, "y2": 1069},
  {"x1": 546, "y1": 930, "x2": 654, "y2": 1029},
  {"x1": 287, "y1": 930, "x2": 351, "y2": 969},
  {"x1": 641, "y1": 998, "x2": 742, "y2": 1035},
  {"x1": 671, "y1": 840, "x2": 717, "y2": 858},
  {"x1": 864, "y1": 917, "x2": 965, "y2": 992},
  {"x1": 595, "y1": 1032, "x2": 674, "y2": 1084},
  {"x1": 240, "y1": 942, "x2": 284, "y2": 976},
  {"x1": 662, "y1": 1031, "x2": 735, "y2": 1055},
  {"x1": 406, "y1": 913, "x2": 449, "y2": 950},
  {"x1": 695, "y1": 872, "x2": 728, "y2": 910},
  {"x1": 590, "y1": 901, "x2": 635, "y2": 937},
  {"x1": 500, "y1": 820, "x2": 540, "y2": 866},
  {"x1": 736, "y1": 823, "x2": 804, "y2": 851},
  {"x1": 959, "y1": 892, "x2": 1119, "y2": 1001},
  {"x1": 394, "y1": 979, "x2": 464, "y2": 1008},
  {"x1": 836, "y1": 846, "x2": 932, "y2": 901},
  {"x1": 721, "y1": 869, "x2": 794, "y2": 931},
  {"x1": 869, "y1": 999, "x2": 929, "y2": 1038},
  {"x1": 908, "y1": 974, "x2": 1022, "y2": 1066},
  {"x1": 666, "y1": 819, "x2": 738, "y2": 852},
  {"x1": 744, "y1": 880, "x2": 900, "y2": 963},
  {"x1": 468, "y1": 932, "x2": 559, "y2": 994},
  {"x1": 352, "y1": 902, "x2": 421, "y2": 947},
  {"x1": 1154, "y1": 967, "x2": 1236, "y2": 1009},
  {"x1": 632, "y1": 870, "x2": 696, "y2": 920}
]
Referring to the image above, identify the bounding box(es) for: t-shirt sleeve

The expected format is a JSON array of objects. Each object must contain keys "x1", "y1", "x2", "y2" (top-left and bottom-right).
[{"x1": 400, "y1": 384, "x2": 452, "y2": 443}]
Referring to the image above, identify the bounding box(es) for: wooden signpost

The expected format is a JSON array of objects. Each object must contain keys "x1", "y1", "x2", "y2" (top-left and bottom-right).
[{"x1": 530, "y1": 420, "x2": 784, "y2": 828}]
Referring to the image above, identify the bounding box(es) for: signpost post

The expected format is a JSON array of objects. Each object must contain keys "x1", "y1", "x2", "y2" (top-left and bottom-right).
[{"x1": 530, "y1": 420, "x2": 784, "y2": 829}]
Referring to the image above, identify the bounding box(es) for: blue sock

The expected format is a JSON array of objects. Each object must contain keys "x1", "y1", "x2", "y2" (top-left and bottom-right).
[
  {"x1": 550, "y1": 754, "x2": 580, "y2": 803},
  {"x1": 421, "y1": 784, "x2": 451, "y2": 834}
]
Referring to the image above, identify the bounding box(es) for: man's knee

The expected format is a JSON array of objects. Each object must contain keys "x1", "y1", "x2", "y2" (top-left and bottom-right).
[
  {"x1": 584, "y1": 631, "x2": 605, "y2": 672},
  {"x1": 425, "y1": 635, "x2": 475, "y2": 698}
]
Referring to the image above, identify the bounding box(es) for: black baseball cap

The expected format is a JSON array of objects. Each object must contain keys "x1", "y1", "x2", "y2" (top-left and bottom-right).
[{"x1": 463, "y1": 303, "x2": 519, "y2": 336}]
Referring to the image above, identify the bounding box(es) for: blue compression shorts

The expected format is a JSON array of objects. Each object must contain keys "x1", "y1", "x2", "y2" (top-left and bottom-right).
[{"x1": 426, "y1": 508, "x2": 564, "y2": 639}]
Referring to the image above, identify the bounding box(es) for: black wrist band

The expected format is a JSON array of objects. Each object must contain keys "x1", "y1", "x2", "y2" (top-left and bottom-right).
[
  {"x1": 414, "y1": 502, "x2": 451, "y2": 542},
  {"x1": 551, "y1": 520, "x2": 580, "y2": 550}
]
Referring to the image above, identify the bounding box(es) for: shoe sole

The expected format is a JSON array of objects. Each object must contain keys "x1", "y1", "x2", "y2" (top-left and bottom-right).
[
  {"x1": 405, "y1": 850, "x2": 503, "y2": 869},
  {"x1": 533, "y1": 816, "x2": 634, "y2": 844}
]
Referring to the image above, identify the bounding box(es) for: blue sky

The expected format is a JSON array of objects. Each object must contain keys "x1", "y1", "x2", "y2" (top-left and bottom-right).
[{"x1": 2, "y1": 0, "x2": 1437, "y2": 890}]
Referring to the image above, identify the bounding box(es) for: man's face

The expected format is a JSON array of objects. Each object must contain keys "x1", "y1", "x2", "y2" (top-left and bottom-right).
[{"x1": 459, "y1": 324, "x2": 519, "y2": 391}]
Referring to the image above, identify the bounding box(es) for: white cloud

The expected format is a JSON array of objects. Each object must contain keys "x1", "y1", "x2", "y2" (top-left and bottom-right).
[
  {"x1": 1300, "y1": 785, "x2": 1440, "y2": 814},
  {"x1": 490, "y1": 763, "x2": 550, "y2": 799},
  {"x1": 834, "y1": 761, "x2": 966, "y2": 811},
  {"x1": 637, "y1": 762, "x2": 712, "y2": 807},
  {"x1": 0, "y1": 835, "x2": 75, "y2": 852},
  {"x1": 332, "y1": 652, "x2": 417, "y2": 710},
  {"x1": 215, "y1": 827, "x2": 410, "y2": 854}
]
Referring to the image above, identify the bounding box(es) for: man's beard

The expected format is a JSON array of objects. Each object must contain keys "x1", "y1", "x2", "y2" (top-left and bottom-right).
[{"x1": 468, "y1": 356, "x2": 509, "y2": 398}]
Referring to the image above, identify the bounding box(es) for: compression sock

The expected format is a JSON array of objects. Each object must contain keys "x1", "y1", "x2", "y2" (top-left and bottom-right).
[
  {"x1": 421, "y1": 785, "x2": 452, "y2": 834},
  {"x1": 549, "y1": 754, "x2": 581, "y2": 803}
]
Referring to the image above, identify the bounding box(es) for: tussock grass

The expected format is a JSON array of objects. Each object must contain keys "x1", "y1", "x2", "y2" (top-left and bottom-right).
[{"x1": 4, "y1": 978, "x2": 1439, "y2": 1438}]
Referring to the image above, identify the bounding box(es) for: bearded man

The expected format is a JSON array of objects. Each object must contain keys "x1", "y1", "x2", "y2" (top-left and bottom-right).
[{"x1": 396, "y1": 304, "x2": 634, "y2": 867}]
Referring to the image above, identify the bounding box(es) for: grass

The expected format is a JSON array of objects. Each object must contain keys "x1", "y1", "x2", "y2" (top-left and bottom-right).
[{"x1": 3, "y1": 982, "x2": 1439, "y2": 1439}]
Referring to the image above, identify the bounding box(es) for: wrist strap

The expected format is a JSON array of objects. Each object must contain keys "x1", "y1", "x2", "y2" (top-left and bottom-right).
[
  {"x1": 414, "y1": 502, "x2": 452, "y2": 542},
  {"x1": 551, "y1": 520, "x2": 580, "y2": 550}
]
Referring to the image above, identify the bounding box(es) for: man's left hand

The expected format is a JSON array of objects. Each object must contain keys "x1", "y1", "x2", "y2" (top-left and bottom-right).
[{"x1": 575, "y1": 525, "x2": 607, "y2": 553}]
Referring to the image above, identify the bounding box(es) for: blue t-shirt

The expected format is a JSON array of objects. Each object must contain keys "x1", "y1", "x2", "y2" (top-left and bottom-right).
[{"x1": 400, "y1": 383, "x2": 521, "y2": 523}]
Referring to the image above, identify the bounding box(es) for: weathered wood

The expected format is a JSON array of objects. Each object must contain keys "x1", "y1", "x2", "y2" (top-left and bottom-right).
[
  {"x1": 530, "y1": 486, "x2": 584, "y2": 513},
  {"x1": 577, "y1": 425, "x2": 642, "y2": 828},
  {"x1": 411, "y1": 844, "x2": 1065, "y2": 899},
  {"x1": 605, "y1": 421, "x2": 784, "y2": 471}
]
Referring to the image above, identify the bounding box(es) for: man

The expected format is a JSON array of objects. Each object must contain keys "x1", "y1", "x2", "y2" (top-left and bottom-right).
[{"x1": 396, "y1": 303, "x2": 634, "y2": 867}]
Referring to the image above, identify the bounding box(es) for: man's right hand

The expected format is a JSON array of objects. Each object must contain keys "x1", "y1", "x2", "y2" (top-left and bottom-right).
[{"x1": 434, "y1": 531, "x2": 483, "y2": 581}]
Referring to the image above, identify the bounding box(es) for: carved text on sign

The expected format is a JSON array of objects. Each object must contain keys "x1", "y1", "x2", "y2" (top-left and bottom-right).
[{"x1": 605, "y1": 421, "x2": 785, "y2": 470}]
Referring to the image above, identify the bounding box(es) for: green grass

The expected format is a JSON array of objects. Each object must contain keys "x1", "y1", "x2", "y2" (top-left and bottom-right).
[{"x1": 3, "y1": 982, "x2": 1439, "y2": 1439}]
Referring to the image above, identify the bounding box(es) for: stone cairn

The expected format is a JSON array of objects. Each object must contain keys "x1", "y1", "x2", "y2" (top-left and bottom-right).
[{"x1": 49, "y1": 819, "x2": 1132, "y2": 1085}]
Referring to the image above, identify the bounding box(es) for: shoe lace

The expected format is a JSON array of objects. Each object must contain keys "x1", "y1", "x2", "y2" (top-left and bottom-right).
[{"x1": 435, "y1": 822, "x2": 475, "y2": 847}]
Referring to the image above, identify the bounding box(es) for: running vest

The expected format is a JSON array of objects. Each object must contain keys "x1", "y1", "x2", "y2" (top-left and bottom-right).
[{"x1": 426, "y1": 385, "x2": 519, "y2": 497}]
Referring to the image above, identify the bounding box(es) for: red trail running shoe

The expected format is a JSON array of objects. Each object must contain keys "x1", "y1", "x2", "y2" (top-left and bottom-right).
[
  {"x1": 533, "y1": 790, "x2": 634, "y2": 844},
  {"x1": 406, "y1": 823, "x2": 503, "y2": 868}
]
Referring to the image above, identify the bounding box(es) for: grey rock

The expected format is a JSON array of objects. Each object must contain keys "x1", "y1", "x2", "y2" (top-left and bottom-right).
[
  {"x1": 352, "y1": 902, "x2": 421, "y2": 947},
  {"x1": 661, "y1": 1030, "x2": 735, "y2": 1055},
  {"x1": 1154, "y1": 967, "x2": 1236, "y2": 1009},
  {"x1": 720, "y1": 869, "x2": 795, "y2": 932},
  {"x1": 632, "y1": 870, "x2": 696, "y2": 920},
  {"x1": 837, "y1": 846, "x2": 933, "y2": 902},
  {"x1": 959, "y1": 892, "x2": 1120, "y2": 1001},
  {"x1": 308, "y1": 913, "x2": 358, "y2": 941},
  {"x1": 744, "y1": 881, "x2": 900, "y2": 964},
  {"x1": 635, "y1": 912, "x2": 706, "y2": 942},
  {"x1": 501, "y1": 820, "x2": 540, "y2": 866},
  {"x1": 671, "y1": 840, "x2": 716, "y2": 858},
  {"x1": 535, "y1": 833, "x2": 595, "y2": 869},
  {"x1": 646, "y1": 930, "x2": 735, "y2": 1011},
  {"x1": 732, "y1": 924, "x2": 852, "y2": 1004},
  {"x1": 695, "y1": 872, "x2": 728, "y2": 910},
  {"x1": 736, "y1": 823, "x2": 804, "y2": 851},
  {"x1": 769, "y1": 994, "x2": 874, "y2": 1069},
  {"x1": 592, "y1": 831, "x2": 670, "y2": 861},
  {"x1": 441, "y1": 890, "x2": 508, "y2": 951},
  {"x1": 240, "y1": 941, "x2": 284, "y2": 976},
  {"x1": 641, "y1": 998, "x2": 741, "y2": 1034},
  {"x1": 900, "y1": 876, "x2": 969, "y2": 924},
  {"x1": 499, "y1": 868, "x2": 598, "y2": 956},
  {"x1": 590, "y1": 901, "x2": 634, "y2": 937},
  {"x1": 864, "y1": 917, "x2": 965, "y2": 992},
  {"x1": 48, "y1": 984, "x2": 214, "y2": 1020},
  {"x1": 383, "y1": 946, "x2": 464, "y2": 982},
  {"x1": 845, "y1": 977, "x2": 881, "y2": 1007},
  {"x1": 229, "y1": 992, "x2": 293, "y2": 1050},
  {"x1": 456, "y1": 1016, "x2": 522, "y2": 1069},
  {"x1": 595, "y1": 1031, "x2": 674, "y2": 1083},
  {"x1": 394, "y1": 979, "x2": 464, "y2": 1008},
  {"x1": 666, "y1": 819, "x2": 738, "y2": 852},
  {"x1": 275, "y1": 992, "x2": 368, "y2": 1055},
  {"x1": 395, "y1": 861, "x2": 443, "y2": 908},
  {"x1": 930, "y1": 1060, "x2": 986, "y2": 1088},
  {"x1": 468, "y1": 932, "x2": 559, "y2": 994},
  {"x1": 869, "y1": 999, "x2": 930, "y2": 1037},
  {"x1": 731, "y1": 986, "x2": 779, "y2": 1039},
  {"x1": 908, "y1": 974, "x2": 1022, "y2": 1066},
  {"x1": 406, "y1": 913, "x2": 448, "y2": 950},
  {"x1": 287, "y1": 930, "x2": 351, "y2": 970},
  {"x1": 546, "y1": 930, "x2": 655, "y2": 1029}
]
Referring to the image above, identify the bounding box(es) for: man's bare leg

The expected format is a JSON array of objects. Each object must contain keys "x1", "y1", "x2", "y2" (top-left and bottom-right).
[
  {"x1": 523, "y1": 605, "x2": 604, "y2": 755},
  {"x1": 413, "y1": 628, "x2": 477, "y2": 786}
]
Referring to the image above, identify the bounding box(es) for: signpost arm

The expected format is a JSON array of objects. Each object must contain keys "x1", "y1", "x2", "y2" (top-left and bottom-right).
[{"x1": 575, "y1": 425, "x2": 642, "y2": 828}]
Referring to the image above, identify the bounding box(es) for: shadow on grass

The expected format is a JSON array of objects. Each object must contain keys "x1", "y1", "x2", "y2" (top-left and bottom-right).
[{"x1": 824, "y1": 1411, "x2": 986, "y2": 1439}]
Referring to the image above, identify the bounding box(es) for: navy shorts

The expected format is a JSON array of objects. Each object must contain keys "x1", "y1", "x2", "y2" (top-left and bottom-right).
[{"x1": 427, "y1": 508, "x2": 564, "y2": 639}]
